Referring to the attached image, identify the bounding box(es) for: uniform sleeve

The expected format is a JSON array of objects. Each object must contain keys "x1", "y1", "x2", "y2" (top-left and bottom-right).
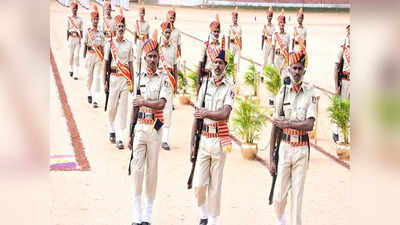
[
  {"x1": 223, "y1": 83, "x2": 235, "y2": 107},
  {"x1": 306, "y1": 88, "x2": 317, "y2": 119},
  {"x1": 129, "y1": 42, "x2": 134, "y2": 62},
  {"x1": 303, "y1": 28, "x2": 307, "y2": 41},
  {"x1": 195, "y1": 82, "x2": 206, "y2": 108},
  {"x1": 159, "y1": 75, "x2": 173, "y2": 100},
  {"x1": 273, "y1": 86, "x2": 285, "y2": 119},
  {"x1": 199, "y1": 43, "x2": 206, "y2": 62},
  {"x1": 104, "y1": 42, "x2": 110, "y2": 61},
  {"x1": 144, "y1": 23, "x2": 150, "y2": 35},
  {"x1": 66, "y1": 18, "x2": 70, "y2": 32},
  {"x1": 177, "y1": 30, "x2": 182, "y2": 46},
  {"x1": 172, "y1": 46, "x2": 178, "y2": 65}
]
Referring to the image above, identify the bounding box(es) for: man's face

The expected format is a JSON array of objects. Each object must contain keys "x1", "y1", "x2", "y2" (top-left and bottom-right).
[
  {"x1": 297, "y1": 15, "x2": 304, "y2": 24},
  {"x1": 267, "y1": 15, "x2": 273, "y2": 22},
  {"x1": 279, "y1": 21, "x2": 285, "y2": 30},
  {"x1": 168, "y1": 14, "x2": 176, "y2": 24},
  {"x1": 92, "y1": 17, "x2": 99, "y2": 28},
  {"x1": 163, "y1": 29, "x2": 171, "y2": 40},
  {"x1": 140, "y1": 10, "x2": 145, "y2": 18},
  {"x1": 145, "y1": 50, "x2": 159, "y2": 69},
  {"x1": 289, "y1": 62, "x2": 305, "y2": 84},
  {"x1": 213, "y1": 58, "x2": 226, "y2": 76},
  {"x1": 116, "y1": 22, "x2": 125, "y2": 36},
  {"x1": 72, "y1": 7, "x2": 77, "y2": 15},
  {"x1": 346, "y1": 26, "x2": 350, "y2": 36},
  {"x1": 232, "y1": 14, "x2": 238, "y2": 23},
  {"x1": 212, "y1": 28, "x2": 220, "y2": 39},
  {"x1": 106, "y1": 7, "x2": 111, "y2": 16}
]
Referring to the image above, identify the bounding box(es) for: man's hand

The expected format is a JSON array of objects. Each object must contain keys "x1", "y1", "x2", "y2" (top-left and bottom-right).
[
  {"x1": 104, "y1": 84, "x2": 109, "y2": 93},
  {"x1": 269, "y1": 160, "x2": 277, "y2": 175},
  {"x1": 273, "y1": 117, "x2": 291, "y2": 129},
  {"x1": 133, "y1": 96, "x2": 145, "y2": 107},
  {"x1": 194, "y1": 108, "x2": 207, "y2": 119},
  {"x1": 128, "y1": 138, "x2": 133, "y2": 151},
  {"x1": 190, "y1": 144, "x2": 195, "y2": 163}
]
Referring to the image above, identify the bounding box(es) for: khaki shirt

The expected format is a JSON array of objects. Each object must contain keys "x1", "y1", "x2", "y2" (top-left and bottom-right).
[
  {"x1": 292, "y1": 25, "x2": 307, "y2": 44},
  {"x1": 199, "y1": 37, "x2": 221, "y2": 71},
  {"x1": 228, "y1": 24, "x2": 242, "y2": 46},
  {"x1": 263, "y1": 23, "x2": 276, "y2": 45},
  {"x1": 134, "y1": 20, "x2": 150, "y2": 41},
  {"x1": 272, "y1": 31, "x2": 290, "y2": 52},
  {"x1": 336, "y1": 37, "x2": 351, "y2": 73},
  {"x1": 170, "y1": 27, "x2": 182, "y2": 47},
  {"x1": 102, "y1": 16, "x2": 115, "y2": 39},
  {"x1": 84, "y1": 27, "x2": 105, "y2": 48},
  {"x1": 66, "y1": 16, "x2": 83, "y2": 34},
  {"x1": 134, "y1": 70, "x2": 172, "y2": 102},
  {"x1": 274, "y1": 83, "x2": 317, "y2": 122},
  {"x1": 104, "y1": 37, "x2": 134, "y2": 67},
  {"x1": 195, "y1": 76, "x2": 235, "y2": 125},
  {"x1": 160, "y1": 39, "x2": 177, "y2": 68}
]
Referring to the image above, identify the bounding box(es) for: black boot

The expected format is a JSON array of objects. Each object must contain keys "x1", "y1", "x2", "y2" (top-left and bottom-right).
[
  {"x1": 109, "y1": 132, "x2": 116, "y2": 143},
  {"x1": 69, "y1": 71, "x2": 73, "y2": 77},
  {"x1": 200, "y1": 218, "x2": 208, "y2": 225},
  {"x1": 88, "y1": 96, "x2": 92, "y2": 104},
  {"x1": 332, "y1": 133, "x2": 339, "y2": 143},
  {"x1": 93, "y1": 102, "x2": 98, "y2": 108},
  {"x1": 116, "y1": 140, "x2": 124, "y2": 149},
  {"x1": 161, "y1": 142, "x2": 170, "y2": 151},
  {"x1": 141, "y1": 222, "x2": 151, "y2": 225}
]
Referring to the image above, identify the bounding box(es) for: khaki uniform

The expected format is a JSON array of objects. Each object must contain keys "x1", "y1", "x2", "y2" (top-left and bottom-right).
[
  {"x1": 263, "y1": 23, "x2": 276, "y2": 67},
  {"x1": 194, "y1": 76, "x2": 235, "y2": 217},
  {"x1": 170, "y1": 27, "x2": 182, "y2": 53},
  {"x1": 134, "y1": 20, "x2": 150, "y2": 69},
  {"x1": 102, "y1": 16, "x2": 115, "y2": 41},
  {"x1": 83, "y1": 27, "x2": 105, "y2": 103},
  {"x1": 199, "y1": 37, "x2": 221, "y2": 73},
  {"x1": 227, "y1": 24, "x2": 242, "y2": 76},
  {"x1": 103, "y1": 37, "x2": 134, "y2": 142},
  {"x1": 336, "y1": 36, "x2": 350, "y2": 100},
  {"x1": 130, "y1": 70, "x2": 172, "y2": 223},
  {"x1": 292, "y1": 25, "x2": 307, "y2": 52},
  {"x1": 159, "y1": 39, "x2": 177, "y2": 144},
  {"x1": 66, "y1": 15, "x2": 83, "y2": 78},
  {"x1": 273, "y1": 83, "x2": 317, "y2": 225},
  {"x1": 272, "y1": 31, "x2": 290, "y2": 78}
]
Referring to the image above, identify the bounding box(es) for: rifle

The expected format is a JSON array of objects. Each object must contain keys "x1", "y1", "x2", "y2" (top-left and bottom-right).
[
  {"x1": 104, "y1": 43, "x2": 112, "y2": 112},
  {"x1": 336, "y1": 40, "x2": 346, "y2": 95},
  {"x1": 197, "y1": 35, "x2": 210, "y2": 93},
  {"x1": 187, "y1": 77, "x2": 210, "y2": 189},
  {"x1": 268, "y1": 76, "x2": 290, "y2": 205}
]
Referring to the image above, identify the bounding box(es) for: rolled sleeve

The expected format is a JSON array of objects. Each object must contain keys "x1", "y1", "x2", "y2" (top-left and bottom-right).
[
  {"x1": 223, "y1": 84, "x2": 235, "y2": 107},
  {"x1": 159, "y1": 76, "x2": 172, "y2": 100}
]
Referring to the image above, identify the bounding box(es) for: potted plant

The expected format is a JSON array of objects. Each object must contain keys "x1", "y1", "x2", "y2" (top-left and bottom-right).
[
  {"x1": 225, "y1": 50, "x2": 239, "y2": 94},
  {"x1": 264, "y1": 65, "x2": 281, "y2": 106},
  {"x1": 327, "y1": 95, "x2": 350, "y2": 160},
  {"x1": 177, "y1": 69, "x2": 191, "y2": 105},
  {"x1": 232, "y1": 98, "x2": 267, "y2": 160},
  {"x1": 244, "y1": 60, "x2": 259, "y2": 104},
  {"x1": 187, "y1": 68, "x2": 199, "y2": 101}
]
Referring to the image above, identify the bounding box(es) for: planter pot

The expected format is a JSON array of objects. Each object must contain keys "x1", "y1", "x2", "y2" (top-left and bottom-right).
[
  {"x1": 178, "y1": 94, "x2": 191, "y2": 105},
  {"x1": 336, "y1": 142, "x2": 350, "y2": 160},
  {"x1": 241, "y1": 143, "x2": 258, "y2": 160},
  {"x1": 251, "y1": 97, "x2": 260, "y2": 105}
]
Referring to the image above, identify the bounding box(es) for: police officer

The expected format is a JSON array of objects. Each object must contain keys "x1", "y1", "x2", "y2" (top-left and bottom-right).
[
  {"x1": 134, "y1": 3, "x2": 150, "y2": 71},
  {"x1": 159, "y1": 22, "x2": 178, "y2": 151},
  {"x1": 198, "y1": 14, "x2": 223, "y2": 92},
  {"x1": 269, "y1": 50, "x2": 316, "y2": 225},
  {"x1": 103, "y1": 9, "x2": 134, "y2": 149},
  {"x1": 271, "y1": 9, "x2": 290, "y2": 80},
  {"x1": 166, "y1": 7, "x2": 182, "y2": 61},
  {"x1": 66, "y1": 0, "x2": 83, "y2": 80},
  {"x1": 262, "y1": 6, "x2": 275, "y2": 69},
  {"x1": 227, "y1": 6, "x2": 242, "y2": 84},
  {"x1": 102, "y1": 0, "x2": 115, "y2": 41},
  {"x1": 83, "y1": 5, "x2": 105, "y2": 108},
  {"x1": 291, "y1": 8, "x2": 307, "y2": 52},
  {"x1": 191, "y1": 46, "x2": 235, "y2": 225},
  {"x1": 127, "y1": 31, "x2": 172, "y2": 225}
]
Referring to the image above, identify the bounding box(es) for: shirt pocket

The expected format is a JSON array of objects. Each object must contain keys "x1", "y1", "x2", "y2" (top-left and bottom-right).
[
  {"x1": 282, "y1": 103, "x2": 292, "y2": 117},
  {"x1": 296, "y1": 105, "x2": 307, "y2": 121}
]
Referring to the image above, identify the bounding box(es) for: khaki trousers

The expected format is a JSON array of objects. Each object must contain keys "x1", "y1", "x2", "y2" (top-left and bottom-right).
[
  {"x1": 341, "y1": 79, "x2": 350, "y2": 100},
  {"x1": 136, "y1": 40, "x2": 145, "y2": 69},
  {"x1": 263, "y1": 43, "x2": 274, "y2": 68},
  {"x1": 274, "y1": 142, "x2": 309, "y2": 225},
  {"x1": 86, "y1": 53, "x2": 102, "y2": 100},
  {"x1": 274, "y1": 54, "x2": 288, "y2": 79},
  {"x1": 130, "y1": 124, "x2": 163, "y2": 202},
  {"x1": 163, "y1": 92, "x2": 173, "y2": 129},
  {"x1": 108, "y1": 76, "x2": 129, "y2": 131},
  {"x1": 194, "y1": 137, "x2": 226, "y2": 217},
  {"x1": 68, "y1": 37, "x2": 80, "y2": 68}
]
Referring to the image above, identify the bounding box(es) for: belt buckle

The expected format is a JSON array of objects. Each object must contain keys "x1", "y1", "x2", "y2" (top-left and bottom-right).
[
  {"x1": 290, "y1": 134, "x2": 299, "y2": 143},
  {"x1": 144, "y1": 113, "x2": 153, "y2": 120},
  {"x1": 208, "y1": 126, "x2": 217, "y2": 133}
]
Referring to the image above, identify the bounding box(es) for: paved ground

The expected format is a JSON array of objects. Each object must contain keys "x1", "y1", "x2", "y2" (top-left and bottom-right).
[{"x1": 50, "y1": 1, "x2": 350, "y2": 225}]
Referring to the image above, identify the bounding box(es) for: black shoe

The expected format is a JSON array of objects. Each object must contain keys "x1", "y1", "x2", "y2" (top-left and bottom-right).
[
  {"x1": 69, "y1": 71, "x2": 73, "y2": 77},
  {"x1": 200, "y1": 218, "x2": 208, "y2": 225},
  {"x1": 131, "y1": 223, "x2": 141, "y2": 225},
  {"x1": 333, "y1": 133, "x2": 339, "y2": 143},
  {"x1": 117, "y1": 140, "x2": 124, "y2": 149},
  {"x1": 74, "y1": 77, "x2": 78, "y2": 80},
  {"x1": 161, "y1": 142, "x2": 170, "y2": 151},
  {"x1": 269, "y1": 99, "x2": 274, "y2": 106},
  {"x1": 141, "y1": 222, "x2": 151, "y2": 225},
  {"x1": 88, "y1": 96, "x2": 92, "y2": 104},
  {"x1": 93, "y1": 102, "x2": 98, "y2": 108},
  {"x1": 172, "y1": 105, "x2": 175, "y2": 111},
  {"x1": 109, "y1": 132, "x2": 116, "y2": 143}
]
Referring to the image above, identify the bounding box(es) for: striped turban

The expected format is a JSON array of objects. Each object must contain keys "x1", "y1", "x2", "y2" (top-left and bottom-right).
[
  {"x1": 160, "y1": 22, "x2": 171, "y2": 32},
  {"x1": 232, "y1": 6, "x2": 238, "y2": 16},
  {"x1": 168, "y1": 7, "x2": 176, "y2": 16},
  {"x1": 298, "y1": 7, "x2": 304, "y2": 18},
  {"x1": 90, "y1": 5, "x2": 99, "y2": 19},
  {"x1": 104, "y1": 0, "x2": 111, "y2": 9},
  {"x1": 278, "y1": 8, "x2": 285, "y2": 23},
  {"x1": 210, "y1": 14, "x2": 221, "y2": 31},
  {"x1": 143, "y1": 30, "x2": 159, "y2": 55},
  {"x1": 267, "y1": 6, "x2": 273, "y2": 17},
  {"x1": 289, "y1": 51, "x2": 307, "y2": 66},
  {"x1": 71, "y1": 0, "x2": 78, "y2": 9},
  {"x1": 114, "y1": 7, "x2": 125, "y2": 25}
]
